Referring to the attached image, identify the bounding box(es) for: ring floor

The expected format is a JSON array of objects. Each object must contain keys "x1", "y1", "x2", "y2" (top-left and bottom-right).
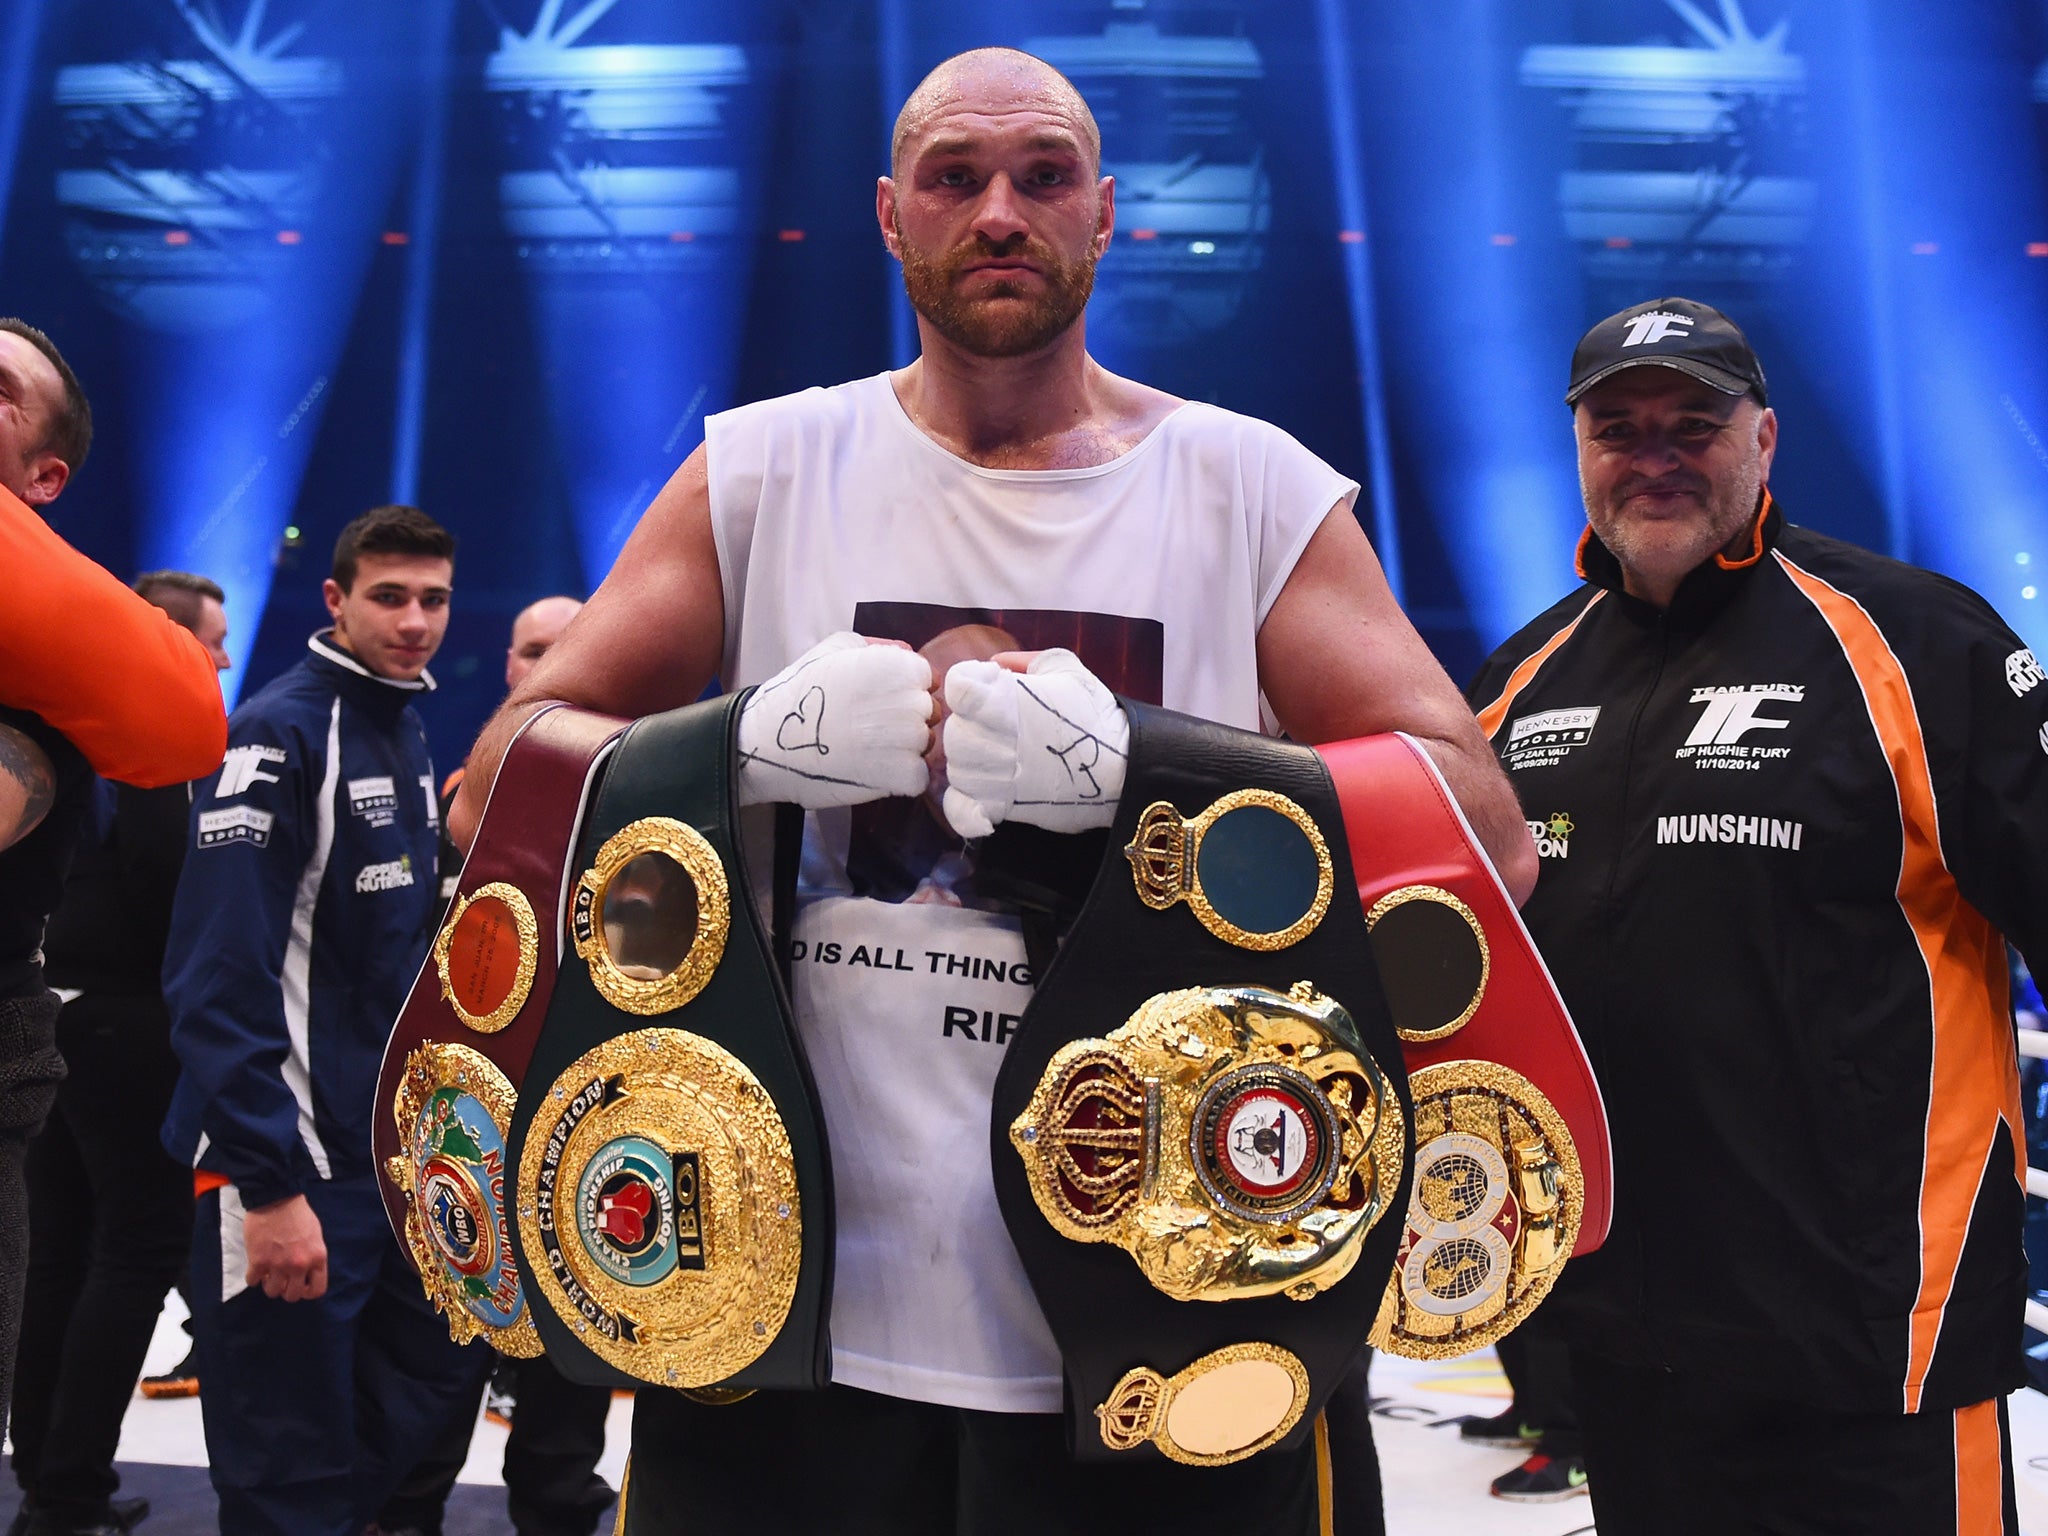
[{"x1": 7, "y1": 1300, "x2": 2048, "y2": 1534}]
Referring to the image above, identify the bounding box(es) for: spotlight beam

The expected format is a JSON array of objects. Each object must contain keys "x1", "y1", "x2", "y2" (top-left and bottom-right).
[{"x1": 1314, "y1": 0, "x2": 1404, "y2": 601}]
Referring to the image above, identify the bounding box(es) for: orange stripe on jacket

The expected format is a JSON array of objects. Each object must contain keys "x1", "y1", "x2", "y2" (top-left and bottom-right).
[
  {"x1": 1777, "y1": 553, "x2": 2023, "y2": 1415},
  {"x1": 0, "y1": 484, "x2": 226, "y2": 785},
  {"x1": 1474, "y1": 591, "x2": 1607, "y2": 742},
  {"x1": 1953, "y1": 1398, "x2": 2005, "y2": 1536}
]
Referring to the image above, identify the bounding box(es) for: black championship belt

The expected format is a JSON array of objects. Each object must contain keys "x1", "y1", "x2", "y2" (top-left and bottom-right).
[
  {"x1": 377, "y1": 704, "x2": 628, "y2": 1356},
  {"x1": 992, "y1": 705, "x2": 1413, "y2": 1467},
  {"x1": 506, "y1": 693, "x2": 833, "y2": 1394},
  {"x1": 1318, "y1": 733, "x2": 1610, "y2": 1362}
]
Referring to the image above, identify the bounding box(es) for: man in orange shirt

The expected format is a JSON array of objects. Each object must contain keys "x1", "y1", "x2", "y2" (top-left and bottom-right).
[{"x1": 0, "y1": 317, "x2": 226, "y2": 1467}]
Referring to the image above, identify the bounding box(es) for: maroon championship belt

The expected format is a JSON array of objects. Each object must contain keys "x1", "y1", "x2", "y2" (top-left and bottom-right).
[
  {"x1": 375, "y1": 704, "x2": 628, "y2": 1355},
  {"x1": 1318, "y1": 731, "x2": 1611, "y2": 1360}
]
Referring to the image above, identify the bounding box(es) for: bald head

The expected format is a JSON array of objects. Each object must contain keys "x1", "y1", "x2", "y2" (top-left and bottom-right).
[
  {"x1": 506, "y1": 595, "x2": 582, "y2": 690},
  {"x1": 891, "y1": 47, "x2": 1101, "y2": 179}
]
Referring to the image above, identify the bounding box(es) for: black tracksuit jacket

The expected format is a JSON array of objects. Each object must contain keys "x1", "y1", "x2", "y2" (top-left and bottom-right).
[{"x1": 1468, "y1": 496, "x2": 2047, "y2": 1415}]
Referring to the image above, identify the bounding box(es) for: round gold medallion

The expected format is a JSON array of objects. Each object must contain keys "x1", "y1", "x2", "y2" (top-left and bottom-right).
[
  {"x1": 434, "y1": 882, "x2": 540, "y2": 1034},
  {"x1": 517, "y1": 1028, "x2": 801, "y2": 1388},
  {"x1": 1369, "y1": 1060, "x2": 1582, "y2": 1360},
  {"x1": 386, "y1": 1041, "x2": 543, "y2": 1356},
  {"x1": 571, "y1": 819, "x2": 731, "y2": 1016},
  {"x1": 1095, "y1": 1343, "x2": 1311, "y2": 1465},
  {"x1": 1366, "y1": 885, "x2": 1489, "y2": 1044},
  {"x1": 1011, "y1": 982, "x2": 1405, "y2": 1304},
  {"x1": 1123, "y1": 790, "x2": 1335, "y2": 952}
]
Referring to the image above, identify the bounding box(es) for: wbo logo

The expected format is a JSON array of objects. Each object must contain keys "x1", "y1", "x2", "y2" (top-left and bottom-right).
[
  {"x1": 1526, "y1": 813, "x2": 1574, "y2": 860},
  {"x1": 1621, "y1": 310, "x2": 1694, "y2": 348}
]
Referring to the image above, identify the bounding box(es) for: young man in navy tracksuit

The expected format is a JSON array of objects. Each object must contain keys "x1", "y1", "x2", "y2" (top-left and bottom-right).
[{"x1": 163, "y1": 506, "x2": 488, "y2": 1536}]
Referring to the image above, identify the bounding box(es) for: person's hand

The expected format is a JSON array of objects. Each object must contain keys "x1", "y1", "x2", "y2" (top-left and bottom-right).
[
  {"x1": 940, "y1": 649, "x2": 1129, "y2": 838},
  {"x1": 736, "y1": 633, "x2": 934, "y2": 808},
  {"x1": 244, "y1": 1193, "x2": 328, "y2": 1302}
]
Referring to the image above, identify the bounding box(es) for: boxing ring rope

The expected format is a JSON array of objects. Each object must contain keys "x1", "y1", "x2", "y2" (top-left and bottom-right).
[{"x1": 2018, "y1": 1029, "x2": 2048, "y2": 1336}]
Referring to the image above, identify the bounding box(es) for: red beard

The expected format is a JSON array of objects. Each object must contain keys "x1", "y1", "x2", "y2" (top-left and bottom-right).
[{"x1": 897, "y1": 226, "x2": 1098, "y2": 358}]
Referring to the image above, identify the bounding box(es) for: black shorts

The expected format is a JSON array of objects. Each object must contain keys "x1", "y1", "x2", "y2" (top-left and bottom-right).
[
  {"x1": 619, "y1": 1382, "x2": 1332, "y2": 1535},
  {"x1": 1574, "y1": 1348, "x2": 2018, "y2": 1536}
]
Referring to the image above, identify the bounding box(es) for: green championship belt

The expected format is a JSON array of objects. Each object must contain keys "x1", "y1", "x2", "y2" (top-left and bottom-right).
[
  {"x1": 506, "y1": 694, "x2": 833, "y2": 1393},
  {"x1": 992, "y1": 704, "x2": 1413, "y2": 1467}
]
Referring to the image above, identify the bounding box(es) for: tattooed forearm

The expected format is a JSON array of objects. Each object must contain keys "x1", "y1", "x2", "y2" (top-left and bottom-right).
[{"x1": 0, "y1": 722, "x2": 56, "y2": 852}]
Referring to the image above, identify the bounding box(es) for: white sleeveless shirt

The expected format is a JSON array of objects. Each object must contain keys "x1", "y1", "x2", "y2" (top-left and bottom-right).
[{"x1": 706, "y1": 371, "x2": 1357, "y2": 1412}]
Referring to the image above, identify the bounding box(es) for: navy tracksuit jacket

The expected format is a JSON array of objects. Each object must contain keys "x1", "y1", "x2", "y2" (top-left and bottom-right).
[
  {"x1": 164, "y1": 632, "x2": 438, "y2": 1202},
  {"x1": 162, "y1": 632, "x2": 484, "y2": 1534}
]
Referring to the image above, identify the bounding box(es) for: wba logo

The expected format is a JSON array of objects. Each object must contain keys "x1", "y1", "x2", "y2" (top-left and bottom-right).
[
  {"x1": 355, "y1": 854, "x2": 415, "y2": 893},
  {"x1": 197, "y1": 806, "x2": 273, "y2": 849},
  {"x1": 2007, "y1": 648, "x2": 2045, "y2": 698},
  {"x1": 1657, "y1": 813, "x2": 1803, "y2": 851},
  {"x1": 1622, "y1": 310, "x2": 1694, "y2": 348},
  {"x1": 216, "y1": 744, "x2": 286, "y2": 798},
  {"x1": 1526, "y1": 812, "x2": 1574, "y2": 860}
]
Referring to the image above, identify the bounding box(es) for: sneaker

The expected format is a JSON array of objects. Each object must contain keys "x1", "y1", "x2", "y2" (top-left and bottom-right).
[
  {"x1": 483, "y1": 1375, "x2": 516, "y2": 1431},
  {"x1": 137, "y1": 1349, "x2": 197, "y2": 1400},
  {"x1": 1458, "y1": 1408, "x2": 1542, "y2": 1449},
  {"x1": 1490, "y1": 1453, "x2": 1590, "y2": 1503}
]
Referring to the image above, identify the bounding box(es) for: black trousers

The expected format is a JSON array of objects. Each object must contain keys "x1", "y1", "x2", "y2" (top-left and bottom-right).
[
  {"x1": 1494, "y1": 1306, "x2": 1581, "y2": 1458},
  {"x1": 378, "y1": 1353, "x2": 615, "y2": 1536},
  {"x1": 620, "y1": 1383, "x2": 1330, "y2": 1535},
  {"x1": 1574, "y1": 1347, "x2": 2018, "y2": 1535},
  {"x1": 0, "y1": 990, "x2": 64, "y2": 1452},
  {"x1": 10, "y1": 993, "x2": 184, "y2": 1521}
]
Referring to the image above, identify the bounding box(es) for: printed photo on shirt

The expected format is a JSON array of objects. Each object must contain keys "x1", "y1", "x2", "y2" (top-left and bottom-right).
[{"x1": 845, "y1": 601, "x2": 1164, "y2": 910}]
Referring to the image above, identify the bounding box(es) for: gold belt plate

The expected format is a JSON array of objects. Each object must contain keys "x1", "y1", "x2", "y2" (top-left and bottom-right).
[
  {"x1": 1095, "y1": 1342, "x2": 1312, "y2": 1465},
  {"x1": 387, "y1": 1041, "x2": 544, "y2": 1356},
  {"x1": 517, "y1": 1028, "x2": 802, "y2": 1389},
  {"x1": 1011, "y1": 981, "x2": 1405, "y2": 1303},
  {"x1": 1369, "y1": 1059, "x2": 1583, "y2": 1359}
]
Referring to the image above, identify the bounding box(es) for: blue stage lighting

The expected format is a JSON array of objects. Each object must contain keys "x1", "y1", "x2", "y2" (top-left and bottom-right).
[
  {"x1": 485, "y1": 0, "x2": 768, "y2": 588},
  {"x1": 0, "y1": 0, "x2": 50, "y2": 263},
  {"x1": 1793, "y1": 0, "x2": 2048, "y2": 650},
  {"x1": 390, "y1": 0, "x2": 460, "y2": 507},
  {"x1": 1026, "y1": 16, "x2": 1269, "y2": 362},
  {"x1": 1312, "y1": 0, "x2": 1402, "y2": 601},
  {"x1": 1350, "y1": 0, "x2": 1586, "y2": 651},
  {"x1": 1522, "y1": 1, "x2": 1812, "y2": 285},
  {"x1": 54, "y1": 0, "x2": 421, "y2": 695}
]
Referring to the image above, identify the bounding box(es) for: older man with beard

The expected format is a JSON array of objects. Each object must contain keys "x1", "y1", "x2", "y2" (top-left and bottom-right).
[{"x1": 452, "y1": 48, "x2": 1533, "y2": 1536}]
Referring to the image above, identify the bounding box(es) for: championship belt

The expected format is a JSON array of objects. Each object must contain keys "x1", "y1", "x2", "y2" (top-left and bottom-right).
[
  {"x1": 1318, "y1": 733, "x2": 1611, "y2": 1361},
  {"x1": 992, "y1": 705, "x2": 1413, "y2": 1467},
  {"x1": 377, "y1": 704, "x2": 628, "y2": 1356},
  {"x1": 507, "y1": 694, "x2": 833, "y2": 1395}
]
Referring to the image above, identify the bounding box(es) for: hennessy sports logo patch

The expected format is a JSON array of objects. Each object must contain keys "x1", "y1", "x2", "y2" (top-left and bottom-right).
[
  {"x1": 1503, "y1": 707, "x2": 1600, "y2": 770},
  {"x1": 348, "y1": 776, "x2": 399, "y2": 826},
  {"x1": 198, "y1": 805, "x2": 273, "y2": 848}
]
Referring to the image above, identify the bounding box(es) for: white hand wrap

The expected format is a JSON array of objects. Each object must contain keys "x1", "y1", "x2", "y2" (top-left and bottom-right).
[
  {"x1": 940, "y1": 649, "x2": 1130, "y2": 839},
  {"x1": 736, "y1": 632, "x2": 933, "y2": 809}
]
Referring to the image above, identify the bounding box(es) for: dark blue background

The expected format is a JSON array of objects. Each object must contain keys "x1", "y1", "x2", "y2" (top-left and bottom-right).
[{"x1": 7, "y1": 0, "x2": 2048, "y2": 769}]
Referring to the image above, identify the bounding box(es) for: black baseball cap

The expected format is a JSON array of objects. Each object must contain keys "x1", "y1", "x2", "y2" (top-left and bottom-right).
[{"x1": 1565, "y1": 297, "x2": 1768, "y2": 408}]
